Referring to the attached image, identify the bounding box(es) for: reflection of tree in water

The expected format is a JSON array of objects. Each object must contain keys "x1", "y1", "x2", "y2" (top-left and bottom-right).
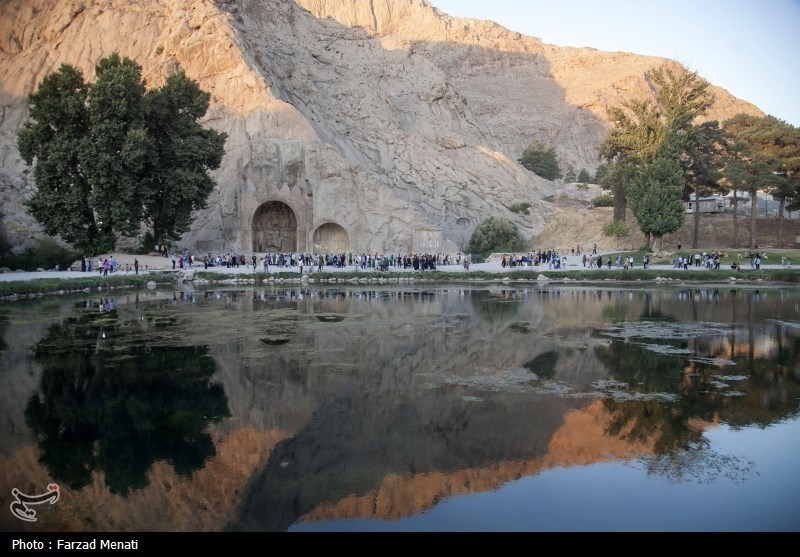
[
  {"x1": 693, "y1": 330, "x2": 800, "y2": 429},
  {"x1": 24, "y1": 310, "x2": 230, "y2": 495},
  {"x1": 636, "y1": 440, "x2": 757, "y2": 484},
  {"x1": 522, "y1": 350, "x2": 558, "y2": 379},
  {"x1": 595, "y1": 309, "x2": 730, "y2": 454},
  {"x1": 0, "y1": 312, "x2": 7, "y2": 352},
  {"x1": 594, "y1": 315, "x2": 800, "y2": 462},
  {"x1": 470, "y1": 290, "x2": 522, "y2": 323}
]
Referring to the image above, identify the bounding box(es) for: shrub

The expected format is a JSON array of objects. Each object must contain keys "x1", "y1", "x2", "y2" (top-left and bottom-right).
[
  {"x1": 0, "y1": 238, "x2": 81, "y2": 271},
  {"x1": 467, "y1": 216, "x2": 527, "y2": 256},
  {"x1": 518, "y1": 140, "x2": 562, "y2": 180},
  {"x1": 509, "y1": 202, "x2": 532, "y2": 215},
  {"x1": 591, "y1": 194, "x2": 614, "y2": 207},
  {"x1": 135, "y1": 231, "x2": 156, "y2": 254},
  {"x1": 602, "y1": 220, "x2": 630, "y2": 240}
]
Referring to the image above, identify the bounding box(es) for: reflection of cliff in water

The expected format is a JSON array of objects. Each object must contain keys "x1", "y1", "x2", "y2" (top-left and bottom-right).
[
  {"x1": 228, "y1": 382, "x2": 587, "y2": 531},
  {"x1": 2, "y1": 285, "x2": 798, "y2": 531},
  {"x1": 211, "y1": 287, "x2": 611, "y2": 437}
]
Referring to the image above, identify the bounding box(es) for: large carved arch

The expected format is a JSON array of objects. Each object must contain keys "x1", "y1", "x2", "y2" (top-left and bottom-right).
[
  {"x1": 312, "y1": 222, "x2": 349, "y2": 254},
  {"x1": 252, "y1": 201, "x2": 298, "y2": 252}
]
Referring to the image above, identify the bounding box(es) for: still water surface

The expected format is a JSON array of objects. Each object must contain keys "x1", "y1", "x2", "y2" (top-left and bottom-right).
[{"x1": 1, "y1": 284, "x2": 798, "y2": 532}]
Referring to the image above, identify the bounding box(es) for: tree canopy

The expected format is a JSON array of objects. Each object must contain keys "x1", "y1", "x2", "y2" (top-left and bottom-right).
[
  {"x1": 598, "y1": 64, "x2": 714, "y2": 231},
  {"x1": 628, "y1": 135, "x2": 686, "y2": 250},
  {"x1": 721, "y1": 113, "x2": 800, "y2": 248},
  {"x1": 467, "y1": 216, "x2": 527, "y2": 256},
  {"x1": 519, "y1": 139, "x2": 562, "y2": 180},
  {"x1": 18, "y1": 53, "x2": 227, "y2": 254}
]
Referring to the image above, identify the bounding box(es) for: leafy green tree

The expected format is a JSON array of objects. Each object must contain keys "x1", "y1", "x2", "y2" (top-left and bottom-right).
[
  {"x1": 577, "y1": 168, "x2": 592, "y2": 183},
  {"x1": 737, "y1": 116, "x2": 799, "y2": 247},
  {"x1": 140, "y1": 69, "x2": 227, "y2": 245},
  {"x1": 467, "y1": 216, "x2": 527, "y2": 256},
  {"x1": 722, "y1": 114, "x2": 800, "y2": 248},
  {"x1": 594, "y1": 163, "x2": 609, "y2": 183},
  {"x1": 628, "y1": 138, "x2": 686, "y2": 250},
  {"x1": 600, "y1": 157, "x2": 638, "y2": 221},
  {"x1": 598, "y1": 64, "x2": 713, "y2": 225},
  {"x1": 519, "y1": 139, "x2": 562, "y2": 180},
  {"x1": 676, "y1": 121, "x2": 726, "y2": 249},
  {"x1": 564, "y1": 164, "x2": 576, "y2": 183},
  {"x1": 720, "y1": 133, "x2": 755, "y2": 248},
  {"x1": 17, "y1": 53, "x2": 227, "y2": 254}
]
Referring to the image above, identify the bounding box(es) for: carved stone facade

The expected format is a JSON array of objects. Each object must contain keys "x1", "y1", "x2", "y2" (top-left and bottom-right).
[{"x1": 0, "y1": 0, "x2": 764, "y2": 256}]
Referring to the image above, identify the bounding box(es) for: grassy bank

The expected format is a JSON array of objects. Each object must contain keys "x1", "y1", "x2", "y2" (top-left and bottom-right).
[
  {"x1": 1, "y1": 266, "x2": 798, "y2": 300},
  {"x1": 0, "y1": 274, "x2": 172, "y2": 299}
]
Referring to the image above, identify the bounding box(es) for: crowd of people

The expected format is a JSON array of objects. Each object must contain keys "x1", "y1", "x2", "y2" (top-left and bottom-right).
[
  {"x1": 197, "y1": 251, "x2": 467, "y2": 272},
  {"x1": 75, "y1": 244, "x2": 787, "y2": 277}
]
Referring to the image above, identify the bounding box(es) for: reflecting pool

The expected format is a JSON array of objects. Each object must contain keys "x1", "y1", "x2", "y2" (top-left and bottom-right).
[{"x1": 1, "y1": 284, "x2": 799, "y2": 532}]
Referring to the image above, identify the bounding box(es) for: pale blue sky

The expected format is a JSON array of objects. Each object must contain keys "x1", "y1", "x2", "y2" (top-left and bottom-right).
[{"x1": 430, "y1": 0, "x2": 800, "y2": 127}]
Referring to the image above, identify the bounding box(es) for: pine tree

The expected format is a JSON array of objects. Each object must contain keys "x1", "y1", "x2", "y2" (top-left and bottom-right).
[{"x1": 519, "y1": 140, "x2": 562, "y2": 180}]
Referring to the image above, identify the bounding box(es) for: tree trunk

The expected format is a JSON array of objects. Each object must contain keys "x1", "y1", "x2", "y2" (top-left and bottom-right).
[
  {"x1": 613, "y1": 184, "x2": 627, "y2": 222},
  {"x1": 732, "y1": 186, "x2": 739, "y2": 248},
  {"x1": 749, "y1": 190, "x2": 757, "y2": 249},
  {"x1": 692, "y1": 201, "x2": 700, "y2": 248},
  {"x1": 778, "y1": 196, "x2": 785, "y2": 247},
  {"x1": 652, "y1": 234, "x2": 662, "y2": 252}
]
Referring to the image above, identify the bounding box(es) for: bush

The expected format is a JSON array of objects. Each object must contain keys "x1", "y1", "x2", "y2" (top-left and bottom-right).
[
  {"x1": 602, "y1": 220, "x2": 630, "y2": 240},
  {"x1": 467, "y1": 216, "x2": 527, "y2": 256},
  {"x1": 519, "y1": 140, "x2": 562, "y2": 180},
  {"x1": 135, "y1": 231, "x2": 156, "y2": 254},
  {"x1": 591, "y1": 194, "x2": 614, "y2": 207},
  {"x1": 0, "y1": 238, "x2": 81, "y2": 271},
  {"x1": 509, "y1": 202, "x2": 531, "y2": 215}
]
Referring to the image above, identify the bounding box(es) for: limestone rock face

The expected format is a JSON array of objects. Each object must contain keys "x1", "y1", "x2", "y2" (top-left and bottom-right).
[{"x1": 0, "y1": 0, "x2": 763, "y2": 255}]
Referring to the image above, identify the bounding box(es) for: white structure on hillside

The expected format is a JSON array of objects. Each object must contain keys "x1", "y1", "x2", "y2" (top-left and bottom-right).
[{"x1": 685, "y1": 196, "x2": 727, "y2": 214}]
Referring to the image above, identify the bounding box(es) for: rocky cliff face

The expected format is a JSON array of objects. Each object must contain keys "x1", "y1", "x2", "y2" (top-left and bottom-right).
[{"x1": 0, "y1": 0, "x2": 763, "y2": 255}]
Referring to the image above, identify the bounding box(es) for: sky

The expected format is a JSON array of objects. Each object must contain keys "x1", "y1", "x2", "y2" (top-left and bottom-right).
[{"x1": 429, "y1": 0, "x2": 800, "y2": 127}]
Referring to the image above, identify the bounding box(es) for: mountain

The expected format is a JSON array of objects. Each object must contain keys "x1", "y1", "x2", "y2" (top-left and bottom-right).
[{"x1": 0, "y1": 0, "x2": 763, "y2": 255}]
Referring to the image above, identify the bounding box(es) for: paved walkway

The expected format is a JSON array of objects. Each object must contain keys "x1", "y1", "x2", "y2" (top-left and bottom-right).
[{"x1": 0, "y1": 252, "x2": 786, "y2": 282}]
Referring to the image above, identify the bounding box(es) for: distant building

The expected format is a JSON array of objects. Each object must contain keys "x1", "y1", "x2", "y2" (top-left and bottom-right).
[{"x1": 685, "y1": 196, "x2": 727, "y2": 214}]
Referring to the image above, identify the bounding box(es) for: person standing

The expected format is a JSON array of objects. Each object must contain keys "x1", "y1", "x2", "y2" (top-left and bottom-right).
[
  {"x1": 134, "y1": 258, "x2": 139, "y2": 275},
  {"x1": 172, "y1": 254, "x2": 176, "y2": 270}
]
